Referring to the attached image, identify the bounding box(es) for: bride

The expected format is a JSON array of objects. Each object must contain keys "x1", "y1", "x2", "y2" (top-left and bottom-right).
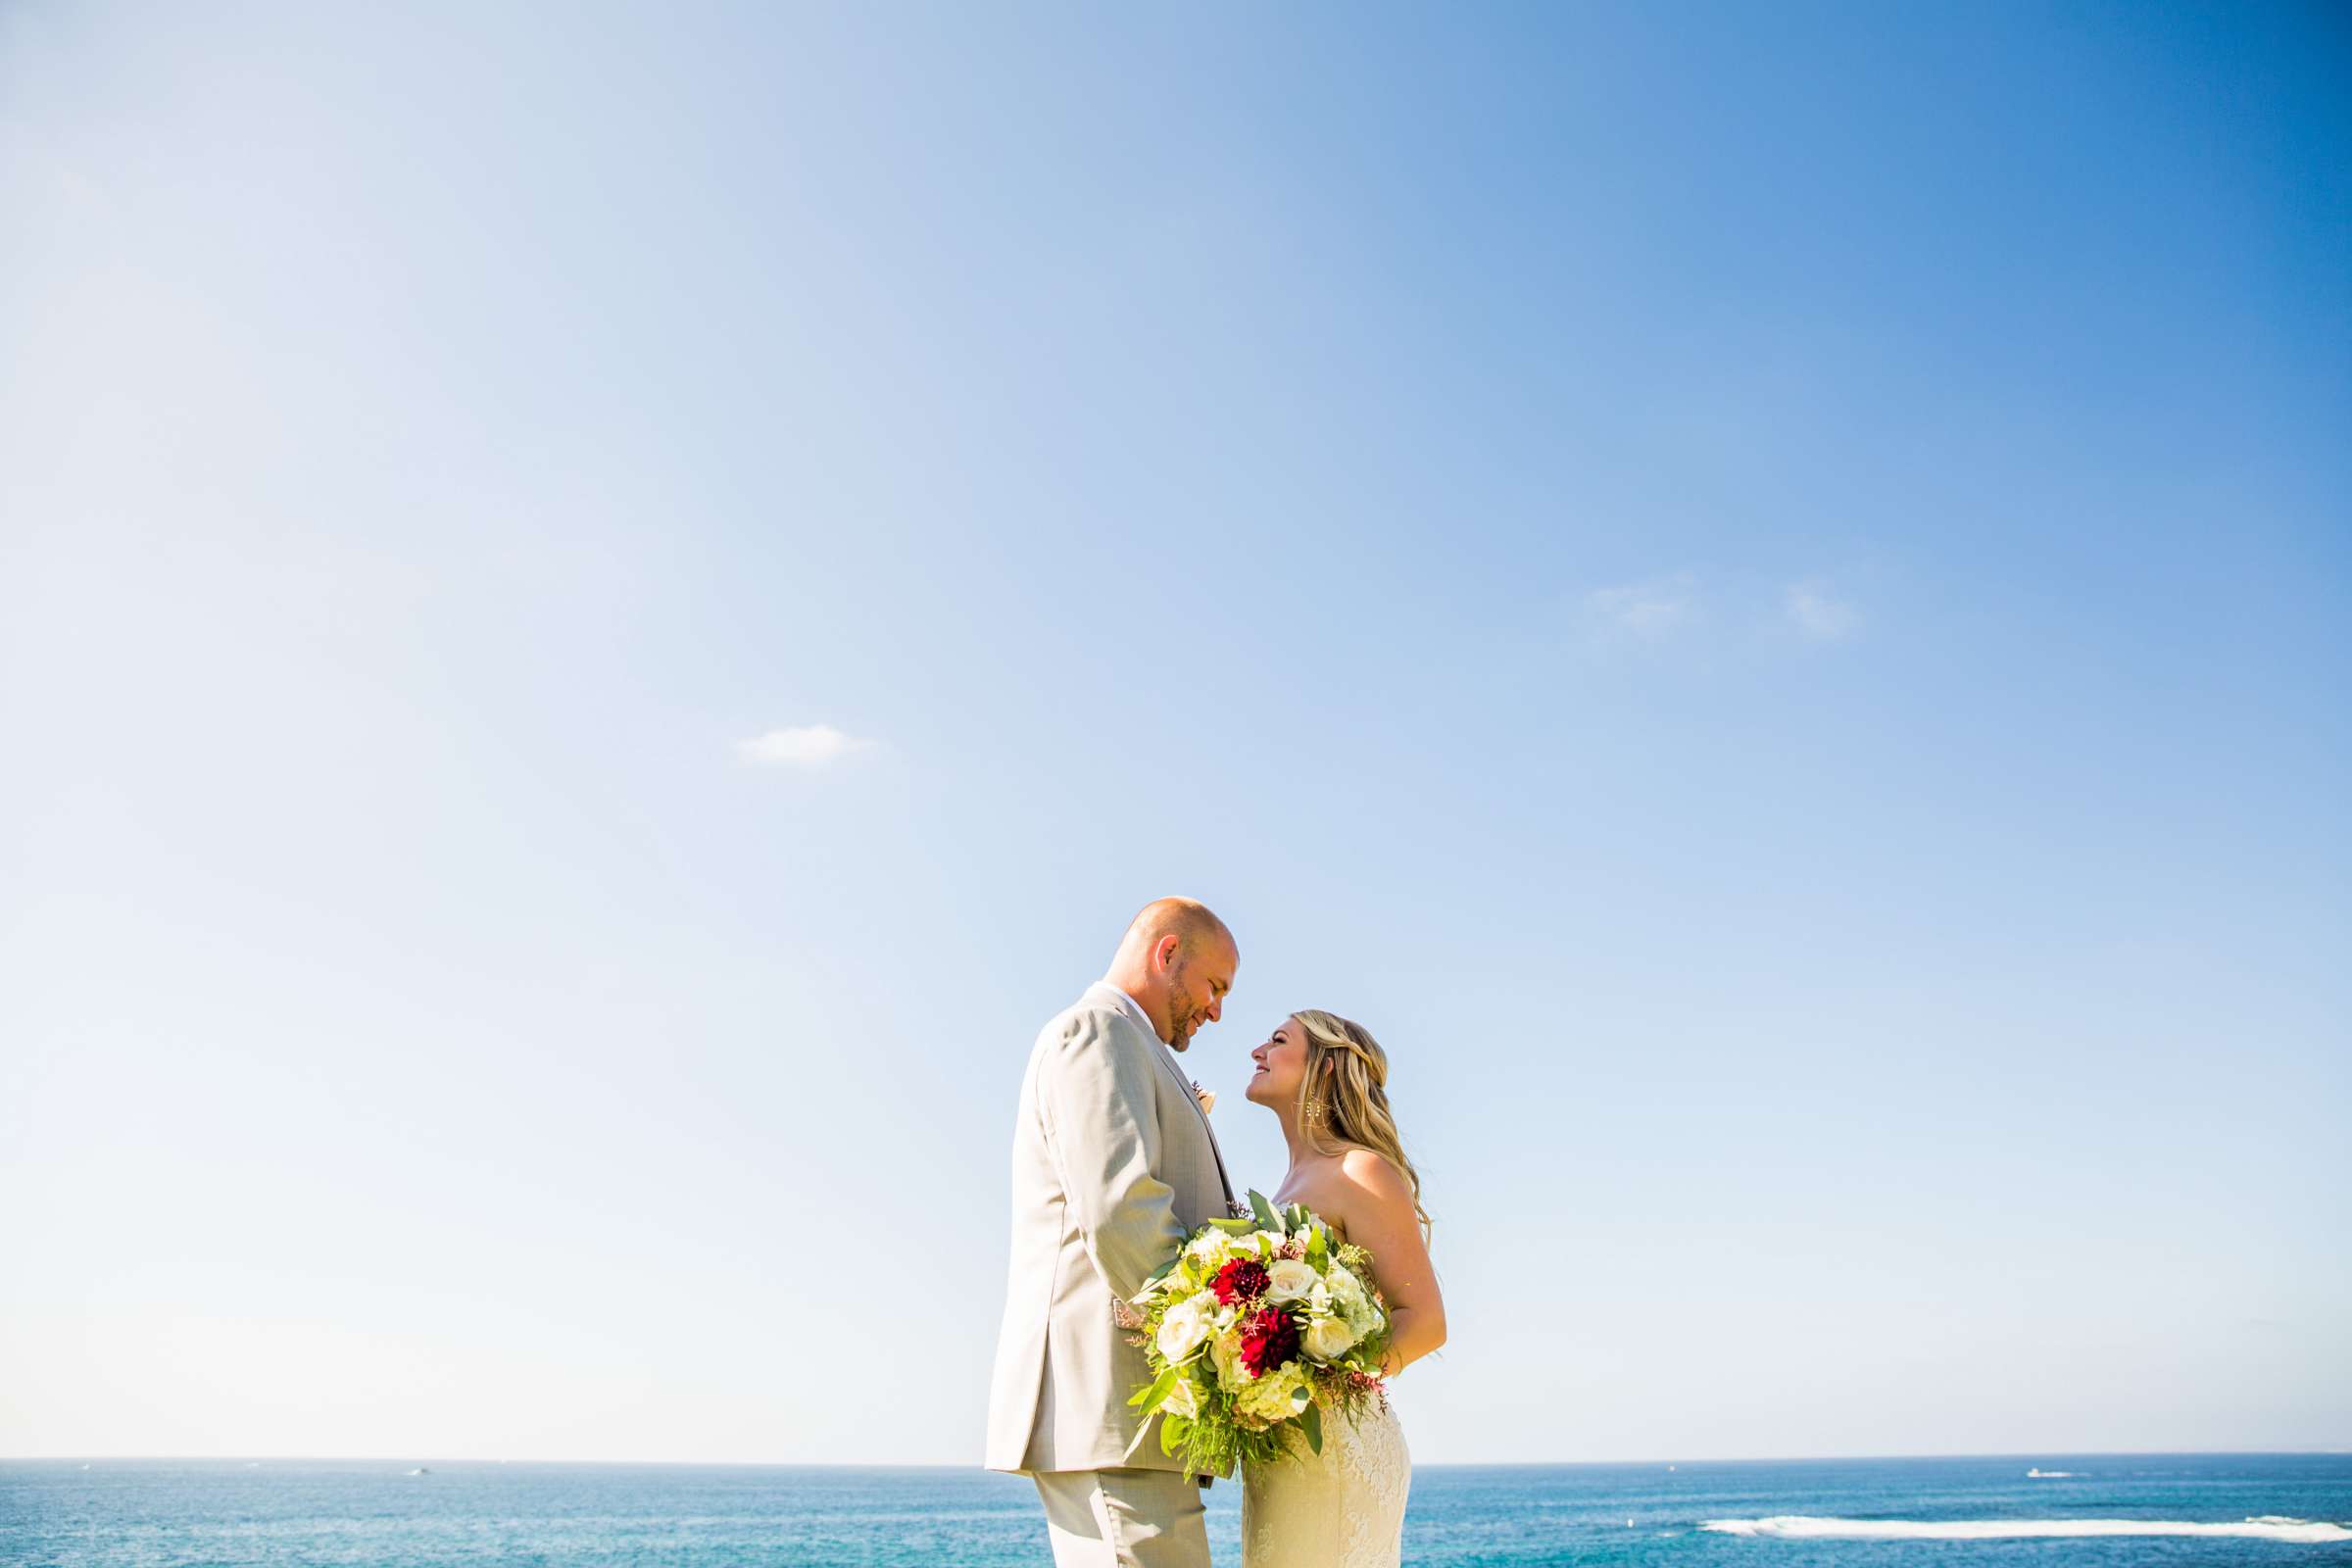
[{"x1": 1240, "y1": 1010, "x2": 1446, "y2": 1568}]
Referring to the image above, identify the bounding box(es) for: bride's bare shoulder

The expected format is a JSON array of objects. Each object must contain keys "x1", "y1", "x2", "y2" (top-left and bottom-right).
[
  {"x1": 1275, "y1": 1153, "x2": 1351, "y2": 1212},
  {"x1": 1287, "y1": 1146, "x2": 1408, "y2": 1233},
  {"x1": 1334, "y1": 1146, "x2": 1412, "y2": 1198}
]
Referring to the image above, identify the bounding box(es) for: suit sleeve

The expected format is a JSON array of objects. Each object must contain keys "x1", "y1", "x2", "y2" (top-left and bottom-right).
[{"x1": 1035, "y1": 1012, "x2": 1185, "y2": 1303}]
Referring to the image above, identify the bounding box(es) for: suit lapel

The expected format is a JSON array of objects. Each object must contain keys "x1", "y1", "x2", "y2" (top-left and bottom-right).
[
  {"x1": 1194, "y1": 1088, "x2": 1237, "y2": 1209},
  {"x1": 1085, "y1": 985, "x2": 1238, "y2": 1210},
  {"x1": 1154, "y1": 1037, "x2": 1237, "y2": 1210}
]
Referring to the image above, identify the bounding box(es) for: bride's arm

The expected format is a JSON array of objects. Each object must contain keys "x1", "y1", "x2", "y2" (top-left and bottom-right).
[{"x1": 1333, "y1": 1150, "x2": 1446, "y2": 1377}]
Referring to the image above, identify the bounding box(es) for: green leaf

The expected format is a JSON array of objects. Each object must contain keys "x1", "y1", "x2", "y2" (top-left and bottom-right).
[
  {"x1": 1305, "y1": 1226, "x2": 1329, "y2": 1269},
  {"x1": 1159, "y1": 1414, "x2": 1191, "y2": 1456},
  {"x1": 1128, "y1": 1366, "x2": 1178, "y2": 1412},
  {"x1": 1207, "y1": 1217, "x2": 1258, "y2": 1236},
  {"x1": 1249, "y1": 1190, "x2": 1281, "y2": 1231},
  {"x1": 1298, "y1": 1401, "x2": 1323, "y2": 1456},
  {"x1": 1142, "y1": 1254, "x2": 1179, "y2": 1288}
]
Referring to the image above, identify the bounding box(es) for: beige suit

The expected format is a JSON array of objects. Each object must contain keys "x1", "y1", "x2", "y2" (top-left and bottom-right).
[{"x1": 988, "y1": 983, "x2": 1236, "y2": 1565}]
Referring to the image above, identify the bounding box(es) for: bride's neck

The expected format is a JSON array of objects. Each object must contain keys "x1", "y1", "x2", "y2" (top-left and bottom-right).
[{"x1": 1275, "y1": 1104, "x2": 1310, "y2": 1170}]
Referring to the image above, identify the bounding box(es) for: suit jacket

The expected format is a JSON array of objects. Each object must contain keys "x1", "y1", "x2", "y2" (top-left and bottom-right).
[{"x1": 985, "y1": 982, "x2": 1236, "y2": 1475}]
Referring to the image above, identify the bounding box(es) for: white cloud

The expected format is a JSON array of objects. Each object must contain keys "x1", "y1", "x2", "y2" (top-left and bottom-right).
[
  {"x1": 735, "y1": 723, "x2": 875, "y2": 769},
  {"x1": 1784, "y1": 580, "x2": 1860, "y2": 642},
  {"x1": 1581, "y1": 574, "x2": 1700, "y2": 641}
]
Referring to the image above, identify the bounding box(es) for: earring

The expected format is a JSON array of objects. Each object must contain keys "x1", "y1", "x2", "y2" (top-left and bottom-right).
[{"x1": 1303, "y1": 1099, "x2": 1327, "y2": 1127}]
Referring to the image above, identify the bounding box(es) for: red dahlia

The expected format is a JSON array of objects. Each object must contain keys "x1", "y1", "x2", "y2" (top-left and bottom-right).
[
  {"x1": 1239, "y1": 1305, "x2": 1301, "y2": 1379},
  {"x1": 1210, "y1": 1258, "x2": 1270, "y2": 1306}
]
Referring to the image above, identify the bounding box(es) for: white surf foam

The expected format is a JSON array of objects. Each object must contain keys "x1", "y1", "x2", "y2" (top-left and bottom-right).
[{"x1": 1699, "y1": 1516, "x2": 2352, "y2": 1544}]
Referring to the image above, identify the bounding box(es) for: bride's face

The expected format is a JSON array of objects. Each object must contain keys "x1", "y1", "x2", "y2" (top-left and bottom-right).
[{"x1": 1245, "y1": 1015, "x2": 1309, "y2": 1109}]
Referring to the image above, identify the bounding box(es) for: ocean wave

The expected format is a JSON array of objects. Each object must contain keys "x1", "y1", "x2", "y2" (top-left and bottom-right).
[{"x1": 1699, "y1": 1516, "x2": 2352, "y2": 1544}]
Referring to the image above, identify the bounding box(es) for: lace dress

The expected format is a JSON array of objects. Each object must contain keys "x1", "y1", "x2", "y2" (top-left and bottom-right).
[{"x1": 1240, "y1": 1396, "x2": 1410, "y2": 1567}]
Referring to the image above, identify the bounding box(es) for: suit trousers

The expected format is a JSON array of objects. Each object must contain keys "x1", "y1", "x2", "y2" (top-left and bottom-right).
[{"x1": 1033, "y1": 1467, "x2": 1210, "y2": 1568}]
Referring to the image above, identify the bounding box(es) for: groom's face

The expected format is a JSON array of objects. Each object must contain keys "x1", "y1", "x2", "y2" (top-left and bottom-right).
[{"x1": 1160, "y1": 934, "x2": 1237, "y2": 1053}]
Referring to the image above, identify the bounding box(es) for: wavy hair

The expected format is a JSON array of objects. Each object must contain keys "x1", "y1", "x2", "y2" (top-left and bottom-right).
[{"x1": 1292, "y1": 1009, "x2": 1430, "y2": 1241}]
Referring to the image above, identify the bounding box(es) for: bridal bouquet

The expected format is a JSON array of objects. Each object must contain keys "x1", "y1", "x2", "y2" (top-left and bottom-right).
[{"x1": 1123, "y1": 1191, "x2": 1391, "y2": 1475}]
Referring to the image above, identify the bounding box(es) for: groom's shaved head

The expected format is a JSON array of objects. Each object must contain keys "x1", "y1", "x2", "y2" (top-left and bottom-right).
[
  {"x1": 1120, "y1": 897, "x2": 1232, "y2": 959},
  {"x1": 1105, "y1": 898, "x2": 1237, "y2": 1052}
]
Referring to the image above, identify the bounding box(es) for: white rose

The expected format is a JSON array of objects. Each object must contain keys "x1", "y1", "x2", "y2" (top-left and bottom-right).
[
  {"x1": 1163, "y1": 1373, "x2": 1201, "y2": 1419},
  {"x1": 1265, "y1": 1258, "x2": 1319, "y2": 1303},
  {"x1": 1210, "y1": 1328, "x2": 1250, "y2": 1392},
  {"x1": 1155, "y1": 1291, "x2": 1218, "y2": 1364},
  {"x1": 1302, "y1": 1314, "x2": 1359, "y2": 1361}
]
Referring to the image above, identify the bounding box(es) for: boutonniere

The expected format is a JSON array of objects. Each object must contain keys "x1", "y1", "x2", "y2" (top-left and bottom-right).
[{"x1": 1191, "y1": 1080, "x2": 1217, "y2": 1116}]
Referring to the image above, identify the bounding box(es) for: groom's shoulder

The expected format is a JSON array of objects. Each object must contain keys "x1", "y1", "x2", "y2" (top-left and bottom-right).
[
  {"x1": 1034, "y1": 988, "x2": 1146, "y2": 1054},
  {"x1": 1039, "y1": 986, "x2": 1121, "y2": 1037}
]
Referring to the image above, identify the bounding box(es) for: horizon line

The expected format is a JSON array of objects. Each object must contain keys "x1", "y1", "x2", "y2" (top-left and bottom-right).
[{"x1": 10, "y1": 1447, "x2": 2348, "y2": 1468}]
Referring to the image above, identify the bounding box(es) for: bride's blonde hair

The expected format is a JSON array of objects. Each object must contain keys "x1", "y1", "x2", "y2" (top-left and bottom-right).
[{"x1": 1292, "y1": 1009, "x2": 1430, "y2": 1240}]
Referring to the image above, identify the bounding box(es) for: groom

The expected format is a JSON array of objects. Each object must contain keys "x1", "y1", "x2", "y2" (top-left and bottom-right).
[{"x1": 987, "y1": 898, "x2": 1240, "y2": 1568}]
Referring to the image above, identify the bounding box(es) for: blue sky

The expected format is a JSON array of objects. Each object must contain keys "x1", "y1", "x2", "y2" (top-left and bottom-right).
[{"x1": 2, "y1": 2, "x2": 2345, "y2": 1464}]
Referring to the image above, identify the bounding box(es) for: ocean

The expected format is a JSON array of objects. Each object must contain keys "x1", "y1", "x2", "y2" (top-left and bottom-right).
[{"x1": 4, "y1": 1453, "x2": 2346, "y2": 1566}]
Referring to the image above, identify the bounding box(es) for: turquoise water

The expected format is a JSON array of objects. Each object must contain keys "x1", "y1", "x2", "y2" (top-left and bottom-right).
[{"x1": 4, "y1": 1454, "x2": 2347, "y2": 1565}]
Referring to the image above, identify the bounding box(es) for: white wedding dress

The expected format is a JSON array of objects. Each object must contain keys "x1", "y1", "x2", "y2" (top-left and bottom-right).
[{"x1": 1240, "y1": 1396, "x2": 1411, "y2": 1567}]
